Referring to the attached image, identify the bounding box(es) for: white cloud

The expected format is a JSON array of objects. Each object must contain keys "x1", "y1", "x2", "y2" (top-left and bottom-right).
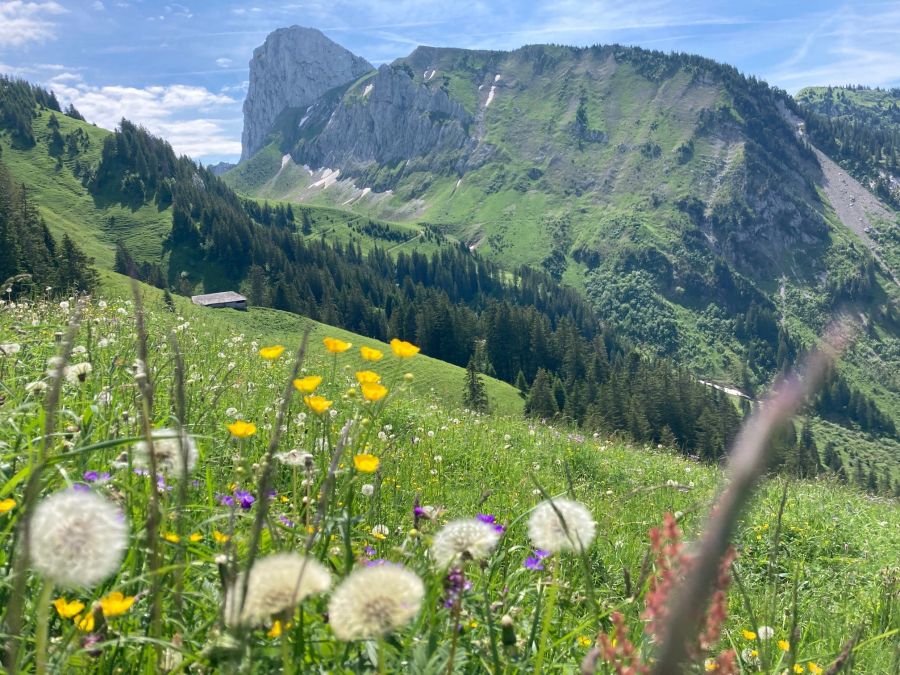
[
  {"x1": 49, "y1": 74, "x2": 241, "y2": 159},
  {"x1": 215, "y1": 57, "x2": 232, "y2": 68},
  {"x1": 92, "y1": 1, "x2": 104, "y2": 10},
  {"x1": 0, "y1": 1, "x2": 67, "y2": 48}
]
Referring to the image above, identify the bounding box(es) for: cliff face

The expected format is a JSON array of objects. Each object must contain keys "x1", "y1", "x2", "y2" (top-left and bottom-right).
[
  {"x1": 240, "y1": 26, "x2": 373, "y2": 161},
  {"x1": 291, "y1": 64, "x2": 482, "y2": 180}
]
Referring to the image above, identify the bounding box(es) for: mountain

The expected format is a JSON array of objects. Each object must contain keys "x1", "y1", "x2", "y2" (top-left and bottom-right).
[
  {"x1": 241, "y1": 26, "x2": 373, "y2": 161},
  {"x1": 796, "y1": 85, "x2": 900, "y2": 207},
  {"x1": 225, "y1": 31, "x2": 900, "y2": 427}
]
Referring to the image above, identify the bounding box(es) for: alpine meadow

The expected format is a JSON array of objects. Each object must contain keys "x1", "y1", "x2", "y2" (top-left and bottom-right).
[{"x1": 1, "y1": 5, "x2": 899, "y2": 674}]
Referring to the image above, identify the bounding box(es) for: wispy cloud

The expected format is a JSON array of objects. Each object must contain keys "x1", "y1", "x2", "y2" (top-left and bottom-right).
[
  {"x1": 0, "y1": 1, "x2": 66, "y2": 48},
  {"x1": 766, "y1": 3, "x2": 900, "y2": 89},
  {"x1": 49, "y1": 74, "x2": 242, "y2": 159}
]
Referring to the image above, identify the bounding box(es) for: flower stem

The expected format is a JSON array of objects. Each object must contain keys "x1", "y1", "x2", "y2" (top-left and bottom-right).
[
  {"x1": 377, "y1": 637, "x2": 387, "y2": 675},
  {"x1": 35, "y1": 580, "x2": 54, "y2": 675},
  {"x1": 533, "y1": 558, "x2": 559, "y2": 675}
]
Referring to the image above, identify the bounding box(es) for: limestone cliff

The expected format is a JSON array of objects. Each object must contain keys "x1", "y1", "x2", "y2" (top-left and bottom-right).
[{"x1": 240, "y1": 26, "x2": 372, "y2": 161}]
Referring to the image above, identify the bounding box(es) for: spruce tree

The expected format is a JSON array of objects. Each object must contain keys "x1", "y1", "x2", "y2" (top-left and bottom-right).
[
  {"x1": 526, "y1": 369, "x2": 557, "y2": 419},
  {"x1": 463, "y1": 356, "x2": 489, "y2": 412}
]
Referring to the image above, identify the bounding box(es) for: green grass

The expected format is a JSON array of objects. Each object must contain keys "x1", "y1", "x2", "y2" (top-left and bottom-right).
[
  {"x1": 0, "y1": 110, "x2": 172, "y2": 268},
  {"x1": 0, "y1": 281, "x2": 897, "y2": 673}
]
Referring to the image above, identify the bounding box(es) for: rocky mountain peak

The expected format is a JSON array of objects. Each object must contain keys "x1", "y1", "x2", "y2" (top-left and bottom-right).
[{"x1": 240, "y1": 26, "x2": 373, "y2": 161}]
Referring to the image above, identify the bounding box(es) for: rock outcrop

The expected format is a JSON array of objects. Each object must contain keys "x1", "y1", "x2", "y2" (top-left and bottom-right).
[
  {"x1": 291, "y1": 64, "x2": 482, "y2": 185},
  {"x1": 240, "y1": 26, "x2": 373, "y2": 161}
]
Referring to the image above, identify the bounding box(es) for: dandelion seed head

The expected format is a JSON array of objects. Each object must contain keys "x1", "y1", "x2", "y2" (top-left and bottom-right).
[
  {"x1": 328, "y1": 564, "x2": 424, "y2": 640},
  {"x1": 65, "y1": 362, "x2": 92, "y2": 384},
  {"x1": 431, "y1": 519, "x2": 501, "y2": 569},
  {"x1": 29, "y1": 490, "x2": 128, "y2": 588},
  {"x1": 527, "y1": 498, "x2": 596, "y2": 553},
  {"x1": 225, "y1": 553, "x2": 331, "y2": 626},
  {"x1": 133, "y1": 429, "x2": 199, "y2": 477}
]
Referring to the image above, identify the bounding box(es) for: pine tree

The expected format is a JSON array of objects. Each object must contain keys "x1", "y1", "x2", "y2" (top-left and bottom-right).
[
  {"x1": 526, "y1": 369, "x2": 557, "y2": 419},
  {"x1": 463, "y1": 356, "x2": 489, "y2": 412}
]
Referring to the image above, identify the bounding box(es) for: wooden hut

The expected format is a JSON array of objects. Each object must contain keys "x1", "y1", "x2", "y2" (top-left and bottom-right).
[{"x1": 190, "y1": 291, "x2": 248, "y2": 311}]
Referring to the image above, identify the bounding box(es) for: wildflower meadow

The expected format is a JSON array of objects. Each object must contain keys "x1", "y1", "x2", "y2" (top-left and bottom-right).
[{"x1": 0, "y1": 290, "x2": 898, "y2": 673}]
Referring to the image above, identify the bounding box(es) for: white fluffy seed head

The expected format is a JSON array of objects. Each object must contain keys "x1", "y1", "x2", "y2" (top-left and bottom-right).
[
  {"x1": 328, "y1": 564, "x2": 424, "y2": 640},
  {"x1": 64, "y1": 361, "x2": 92, "y2": 384},
  {"x1": 29, "y1": 490, "x2": 128, "y2": 588},
  {"x1": 430, "y1": 519, "x2": 501, "y2": 569},
  {"x1": 527, "y1": 498, "x2": 596, "y2": 553},
  {"x1": 225, "y1": 553, "x2": 331, "y2": 626},
  {"x1": 133, "y1": 429, "x2": 199, "y2": 477}
]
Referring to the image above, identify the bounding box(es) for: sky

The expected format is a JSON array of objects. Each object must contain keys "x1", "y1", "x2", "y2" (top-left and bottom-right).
[{"x1": 1, "y1": 1, "x2": 899, "y2": 164}]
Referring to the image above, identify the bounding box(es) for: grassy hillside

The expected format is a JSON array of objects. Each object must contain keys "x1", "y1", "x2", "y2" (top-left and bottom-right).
[
  {"x1": 0, "y1": 284, "x2": 897, "y2": 672},
  {"x1": 98, "y1": 271, "x2": 525, "y2": 416}
]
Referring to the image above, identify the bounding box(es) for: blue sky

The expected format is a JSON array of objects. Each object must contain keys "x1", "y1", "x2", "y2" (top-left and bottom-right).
[{"x1": 2, "y1": 1, "x2": 899, "y2": 163}]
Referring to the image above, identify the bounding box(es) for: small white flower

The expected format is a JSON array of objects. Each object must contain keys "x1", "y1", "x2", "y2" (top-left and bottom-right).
[
  {"x1": 274, "y1": 449, "x2": 313, "y2": 467},
  {"x1": 527, "y1": 498, "x2": 596, "y2": 553},
  {"x1": 361, "y1": 484, "x2": 374, "y2": 497},
  {"x1": 72, "y1": 345, "x2": 87, "y2": 356},
  {"x1": 225, "y1": 407, "x2": 238, "y2": 417},
  {"x1": 372, "y1": 524, "x2": 389, "y2": 538},
  {"x1": 59, "y1": 301, "x2": 70, "y2": 311},
  {"x1": 97, "y1": 300, "x2": 108, "y2": 309},
  {"x1": 94, "y1": 389, "x2": 112, "y2": 406}
]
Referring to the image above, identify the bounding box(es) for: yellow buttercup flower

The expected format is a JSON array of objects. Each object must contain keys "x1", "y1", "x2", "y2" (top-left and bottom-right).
[
  {"x1": 353, "y1": 454, "x2": 380, "y2": 473},
  {"x1": 323, "y1": 337, "x2": 352, "y2": 353},
  {"x1": 163, "y1": 532, "x2": 181, "y2": 543},
  {"x1": 259, "y1": 345, "x2": 285, "y2": 360},
  {"x1": 577, "y1": 635, "x2": 592, "y2": 647},
  {"x1": 0, "y1": 498, "x2": 15, "y2": 514},
  {"x1": 54, "y1": 598, "x2": 84, "y2": 619},
  {"x1": 355, "y1": 370, "x2": 381, "y2": 384},
  {"x1": 304, "y1": 395, "x2": 332, "y2": 414},
  {"x1": 293, "y1": 375, "x2": 322, "y2": 393},
  {"x1": 75, "y1": 613, "x2": 95, "y2": 632},
  {"x1": 361, "y1": 382, "x2": 388, "y2": 402},
  {"x1": 360, "y1": 346, "x2": 383, "y2": 361},
  {"x1": 268, "y1": 620, "x2": 291, "y2": 638},
  {"x1": 778, "y1": 640, "x2": 790, "y2": 651},
  {"x1": 808, "y1": 663, "x2": 823, "y2": 674},
  {"x1": 213, "y1": 530, "x2": 230, "y2": 544},
  {"x1": 100, "y1": 591, "x2": 136, "y2": 617},
  {"x1": 227, "y1": 420, "x2": 257, "y2": 438},
  {"x1": 390, "y1": 338, "x2": 420, "y2": 358},
  {"x1": 742, "y1": 630, "x2": 757, "y2": 641},
  {"x1": 189, "y1": 532, "x2": 203, "y2": 543},
  {"x1": 793, "y1": 665, "x2": 804, "y2": 674}
]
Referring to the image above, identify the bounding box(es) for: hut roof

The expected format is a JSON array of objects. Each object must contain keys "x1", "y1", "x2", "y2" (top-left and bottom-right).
[{"x1": 191, "y1": 291, "x2": 247, "y2": 306}]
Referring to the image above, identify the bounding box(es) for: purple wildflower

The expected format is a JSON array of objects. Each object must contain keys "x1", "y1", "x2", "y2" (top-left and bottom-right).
[
  {"x1": 234, "y1": 489, "x2": 255, "y2": 509},
  {"x1": 83, "y1": 470, "x2": 99, "y2": 482},
  {"x1": 524, "y1": 549, "x2": 551, "y2": 571},
  {"x1": 72, "y1": 483, "x2": 90, "y2": 492},
  {"x1": 217, "y1": 493, "x2": 235, "y2": 507},
  {"x1": 444, "y1": 567, "x2": 471, "y2": 608},
  {"x1": 278, "y1": 515, "x2": 295, "y2": 528},
  {"x1": 365, "y1": 558, "x2": 388, "y2": 567},
  {"x1": 476, "y1": 513, "x2": 506, "y2": 534},
  {"x1": 364, "y1": 545, "x2": 377, "y2": 557}
]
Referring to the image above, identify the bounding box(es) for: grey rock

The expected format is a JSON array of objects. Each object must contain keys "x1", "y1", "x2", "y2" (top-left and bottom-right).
[
  {"x1": 292, "y1": 64, "x2": 484, "y2": 184},
  {"x1": 241, "y1": 26, "x2": 373, "y2": 161}
]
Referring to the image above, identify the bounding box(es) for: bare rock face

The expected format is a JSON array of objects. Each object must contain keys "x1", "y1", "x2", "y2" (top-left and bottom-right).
[
  {"x1": 292, "y1": 64, "x2": 480, "y2": 182},
  {"x1": 240, "y1": 26, "x2": 372, "y2": 161}
]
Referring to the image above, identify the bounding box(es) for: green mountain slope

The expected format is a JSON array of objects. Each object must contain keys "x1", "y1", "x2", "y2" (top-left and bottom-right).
[
  {"x1": 796, "y1": 85, "x2": 900, "y2": 207},
  {"x1": 226, "y1": 41, "x2": 900, "y2": 440}
]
